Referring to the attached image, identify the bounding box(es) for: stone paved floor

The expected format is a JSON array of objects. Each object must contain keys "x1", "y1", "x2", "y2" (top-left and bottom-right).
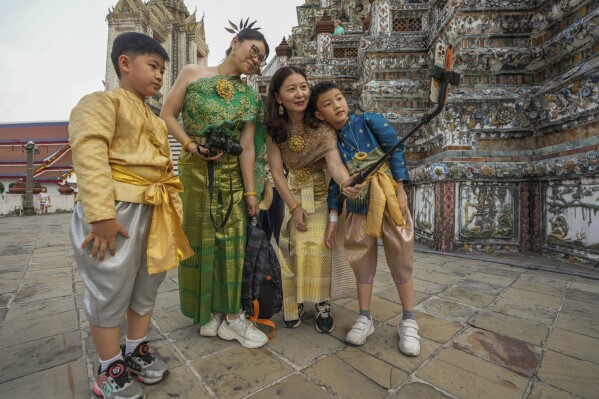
[{"x1": 1, "y1": 213, "x2": 599, "y2": 399}]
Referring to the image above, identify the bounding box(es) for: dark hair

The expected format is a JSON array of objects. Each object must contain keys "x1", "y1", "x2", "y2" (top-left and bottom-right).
[
  {"x1": 226, "y1": 28, "x2": 270, "y2": 60},
  {"x1": 307, "y1": 81, "x2": 342, "y2": 119},
  {"x1": 111, "y1": 32, "x2": 169, "y2": 78},
  {"x1": 265, "y1": 66, "x2": 316, "y2": 144}
]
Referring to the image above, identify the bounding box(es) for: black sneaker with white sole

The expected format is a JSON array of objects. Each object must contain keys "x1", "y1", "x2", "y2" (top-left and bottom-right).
[
  {"x1": 315, "y1": 300, "x2": 334, "y2": 333},
  {"x1": 283, "y1": 303, "x2": 304, "y2": 328}
]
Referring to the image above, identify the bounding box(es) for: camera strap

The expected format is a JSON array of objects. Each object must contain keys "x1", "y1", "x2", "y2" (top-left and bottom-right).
[{"x1": 207, "y1": 158, "x2": 235, "y2": 229}]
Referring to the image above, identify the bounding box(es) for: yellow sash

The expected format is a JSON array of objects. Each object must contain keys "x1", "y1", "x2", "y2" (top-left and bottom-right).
[
  {"x1": 111, "y1": 165, "x2": 194, "y2": 274},
  {"x1": 365, "y1": 164, "x2": 405, "y2": 238}
]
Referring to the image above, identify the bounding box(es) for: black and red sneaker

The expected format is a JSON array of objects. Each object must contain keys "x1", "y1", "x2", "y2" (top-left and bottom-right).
[
  {"x1": 122, "y1": 341, "x2": 169, "y2": 384},
  {"x1": 93, "y1": 359, "x2": 142, "y2": 399}
]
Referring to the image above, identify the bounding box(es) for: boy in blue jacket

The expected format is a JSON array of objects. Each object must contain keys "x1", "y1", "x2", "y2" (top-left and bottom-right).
[{"x1": 310, "y1": 81, "x2": 420, "y2": 356}]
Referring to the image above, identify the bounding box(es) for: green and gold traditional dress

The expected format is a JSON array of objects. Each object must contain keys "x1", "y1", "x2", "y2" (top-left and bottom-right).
[
  {"x1": 276, "y1": 122, "x2": 338, "y2": 321},
  {"x1": 178, "y1": 75, "x2": 266, "y2": 325}
]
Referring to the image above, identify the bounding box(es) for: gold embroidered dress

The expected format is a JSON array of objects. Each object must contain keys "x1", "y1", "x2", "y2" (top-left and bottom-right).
[
  {"x1": 178, "y1": 76, "x2": 266, "y2": 325},
  {"x1": 277, "y1": 123, "x2": 338, "y2": 321}
]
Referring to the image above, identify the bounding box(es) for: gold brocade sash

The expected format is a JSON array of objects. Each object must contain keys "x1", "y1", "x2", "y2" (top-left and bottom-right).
[
  {"x1": 111, "y1": 165, "x2": 194, "y2": 274},
  {"x1": 365, "y1": 164, "x2": 405, "y2": 238}
]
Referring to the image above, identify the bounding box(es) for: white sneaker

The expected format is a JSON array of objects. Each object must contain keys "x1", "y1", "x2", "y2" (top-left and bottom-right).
[
  {"x1": 200, "y1": 313, "x2": 224, "y2": 337},
  {"x1": 217, "y1": 314, "x2": 268, "y2": 349},
  {"x1": 398, "y1": 319, "x2": 420, "y2": 356},
  {"x1": 345, "y1": 315, "x2": 375, "y2": 345}
]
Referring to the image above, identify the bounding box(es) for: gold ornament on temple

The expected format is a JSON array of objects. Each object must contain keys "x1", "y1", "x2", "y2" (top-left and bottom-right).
[
  {"x1": 216, "y1": 65, "x2": 235, "y2": 100},
  {"x1": 288, "y1": 134, "x2": 305, "y2": 153}
]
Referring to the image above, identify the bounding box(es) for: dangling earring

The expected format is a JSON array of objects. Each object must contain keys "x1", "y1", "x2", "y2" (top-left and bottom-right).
[{"x1": 278, "y1": 102, "x2": 284, "y2": 115}]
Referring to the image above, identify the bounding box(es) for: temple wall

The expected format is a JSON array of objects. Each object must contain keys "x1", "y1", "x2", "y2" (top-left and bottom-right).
[{"x1": 256, "y1": 0, "x2": 599, "y2": 266}]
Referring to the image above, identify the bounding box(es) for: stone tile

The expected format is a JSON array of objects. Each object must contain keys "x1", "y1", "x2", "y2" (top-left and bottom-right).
[
  {"x1": 417, "y1": 271, "x2": 464, "y2": 286},
  {"x1": 154, "y1": 289, "x2": 180, "y2": 310},
  {"x1": 248, "y1": 373, "x2": 335, "y2": 399},
  {"x1": 0, "y1": 293, "x2": 11, "y2": 308},
  {"x1": 0, "y1": 331, "x2": 82, "y2": 383},
  {"x1": 570, "y1": 280, "x2": 599, "y2": 295},
  {"x1": 168, "y1": 325, "x2": 237, "y2": 360},
  {"x1": 437, "y1": 285, "x2": 496, "y2": 308},
  {"x1": 303, "y1": 354, "x2": 389, "y2": 399},
  {"x1": 13, "y1": 282, "x2": 72, "y2": 304},
  {"x1": 528, "y1": 381, "x2": 578, "y2": 399},
  {"x1": 388, "y1": 311, "x2": 462, "y2": 344},
  {"x1": 412, "y1": 278, "x2": 447, "y2": 295},
  {"x1": 556, "y1": 312, "x2": 599, "y2": 339},
  {"x1": 433, "y1": 264, "x2": 478, "y2": 277},
  {"x1": 546, "y1": 328, "x2": 599, "y2": 365},
  {"x1": 267, "y1": 322, "x2": 345, "y2": 368},
  {"x1": 358, "y1": 324, "x2": 440, "y2": 374},
  {"x1": 343, "y1": 295, "x2": 403, "y2": 323},
  {"x1": 372, "y1": 270, "x2": 395, "y2": 291},
  {"x1": 538, "y1": 350, "x2": 599, "y2": 398},
  {"x1": 152, "y1": 305, "x2": 194, "y2": 333},
  {"x1": 469, "y1": 310, "x2": 549, "y2": 345},
  {"x1": 390, "y1": 382, "x2": 453, "y2": 399},
  {"x1": 21, "y1": 270, "x2": 73, "y2": 288},
  {"x1": 562, "y1": 298, "x2": 599, "y2": 319},
  {"x1": 456, "y1": 278, "x2": 505, "y2": 295},
  {"x1": 489, "y1": 296, "x2": 558, "y2": 325},
  {"x1": 374, "y1": 285, "x2": 430, "y2": 306},
  {"x1": 476, "y1": 265, "x2": 524, "y2": 278},
  {"x1": 0, "y1": 310, "x2": 78, "y2": 347},
  {"x1": 416, "y1": 297, "x2": 480, "y2": 323},
  {"x1": 501, "y1": 287, "x2": 563, "y2": 309},
  {"x1": 452, "y1": 328, "x2": 541, "y2": 377},
  {"x1": 511, "y1": 274, "x2": 567, "y2": 297},
  {"x1": 337, "y1": 346, "x2": 408, "y2": 389},
  {"x1": 467, "y1": 271, "x2": 519, "y2": 286},
  {"x1": 157, "y1": 277, "x2": 178, "y2": 293},
  {"x1": 417, "y1": 348, "x2": 528, "y2": 399},
  {"x1": 565, "y1": 287, "x2": 599, "y2": 305},
  {"x1": 0, "y1": 308, "x2": 6, "y2": 324},
  {"x1": 0, "y1": 272, "x2": 25, "y2": 294},
  {"x1": 4, "y1": 295, "x2": 76, "y2": 323},
  {"x1": 137, "y1": 365, "x2": 213, "y2": 398},
  {"x1": 192, "y1": 346, "x2": 293, "y2": 399},
  {"x1": 0, "y1": 358, "x2": 89, "y2": 398}
]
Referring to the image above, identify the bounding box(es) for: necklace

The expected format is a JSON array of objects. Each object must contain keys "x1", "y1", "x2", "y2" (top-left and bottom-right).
[
  {"x1": 216, "y1": 64, "x2": 235, "y2": 101},
  {"x1": 341, "y1": 120, "x2": 368, "y2": 161}
]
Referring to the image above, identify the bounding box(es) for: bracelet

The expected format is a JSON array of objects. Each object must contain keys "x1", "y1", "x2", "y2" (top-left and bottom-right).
[
  {"x1": 243, "y1": 191, "x2": 257, "y2": 197},
  {"x1": 182, "y1": 138, "x2": 195, "y2": 152},
  {"x1": 329, "y1": 213, "x2": 339, "y2": 223},
  {"x1": 289, "y1": 202, "x2": 301, "y2": 214}
]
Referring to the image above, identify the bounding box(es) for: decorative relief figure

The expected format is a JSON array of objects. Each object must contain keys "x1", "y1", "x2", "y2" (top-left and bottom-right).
[
  {"x1": 414, "y1": 184, "x2": 435, "y2": 240},
  {"x1": 545, "y1": 180, "x2": 599, "y2": 253},
  {"x1": 459, "y1": 183, "x2": 516, "y2": 240}
]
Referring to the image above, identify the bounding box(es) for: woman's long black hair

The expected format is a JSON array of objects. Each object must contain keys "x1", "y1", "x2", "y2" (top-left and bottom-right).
[{"x1": 264, "y1": 66, "x2": 319, "y2": 144}]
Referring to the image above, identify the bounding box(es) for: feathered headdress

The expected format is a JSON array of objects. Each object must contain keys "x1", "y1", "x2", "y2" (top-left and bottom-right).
[{"x1": 225, "y1": 18, "x2": 261, "y2": 34}]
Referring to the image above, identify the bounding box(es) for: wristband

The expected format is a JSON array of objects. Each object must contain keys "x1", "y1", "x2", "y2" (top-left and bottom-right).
[
  {"x1": 183, "y1": 138, "x2": 195, "y2": 152},
  {"x1": 243, "y1": 191, "x2": 257, "y2": 197},
  {"x1": 329, "y1": 213, "x2": 339, "y2": 223},
  {"x1": 289, "y1": 202, "x2": 301, "y2": 214}
]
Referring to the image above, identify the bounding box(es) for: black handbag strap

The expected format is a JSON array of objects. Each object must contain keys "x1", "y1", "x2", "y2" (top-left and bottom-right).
[{"x1": 207, "y1": 158, "x2": 235, "y2": 229}]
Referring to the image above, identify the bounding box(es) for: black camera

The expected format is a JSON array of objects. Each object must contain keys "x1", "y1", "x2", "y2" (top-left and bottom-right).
[{"x1": 203, "y1": 128, "x2": 243, "y2": 157}]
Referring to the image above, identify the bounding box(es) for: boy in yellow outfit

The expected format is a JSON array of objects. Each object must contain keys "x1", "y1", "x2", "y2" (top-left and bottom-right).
[{"x1": 69, "y1": 32, "x2": 193, "y2": 399}]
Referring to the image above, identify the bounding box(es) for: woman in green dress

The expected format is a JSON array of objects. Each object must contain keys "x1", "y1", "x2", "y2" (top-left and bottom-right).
[{"x1": 161, "y1": 21, "x2": 270, "y2": 349}]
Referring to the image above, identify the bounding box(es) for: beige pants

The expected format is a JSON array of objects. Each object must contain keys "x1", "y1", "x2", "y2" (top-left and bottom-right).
[{"x1": 344, "y1": 208, "x2": 414, "y2": 285}]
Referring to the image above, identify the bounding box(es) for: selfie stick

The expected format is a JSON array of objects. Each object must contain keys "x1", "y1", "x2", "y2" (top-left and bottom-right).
[{"x1": 337, "y1": 47, "x2": 460, "y2": 202}]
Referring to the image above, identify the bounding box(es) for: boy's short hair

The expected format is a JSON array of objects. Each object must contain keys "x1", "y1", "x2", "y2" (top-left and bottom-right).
[
  {"x1": 111, "y1": 32, "x2": 169, "y2": 78},
  {"x1": 308, "y1": 81, "x2": 342, "y2": 116}
]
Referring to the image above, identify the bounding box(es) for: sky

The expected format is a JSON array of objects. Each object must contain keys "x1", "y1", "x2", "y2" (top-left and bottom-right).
[{"x1": 0, "y1": 0, "x2": 305, "y2": 123}]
